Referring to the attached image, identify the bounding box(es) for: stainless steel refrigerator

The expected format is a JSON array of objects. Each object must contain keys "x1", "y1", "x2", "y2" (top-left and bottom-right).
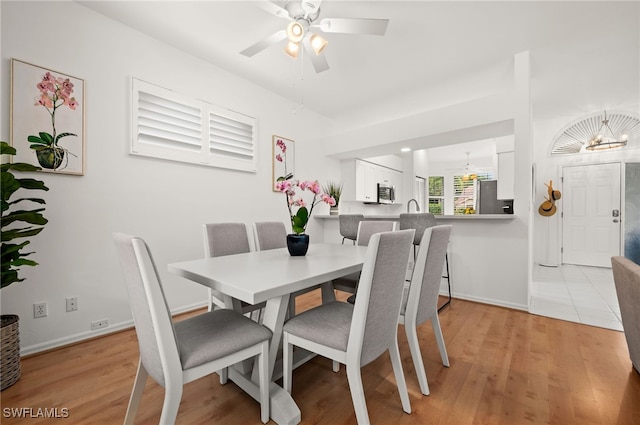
[{"x1": 477, "y1": 180, "x2": 513, "y2": 214}]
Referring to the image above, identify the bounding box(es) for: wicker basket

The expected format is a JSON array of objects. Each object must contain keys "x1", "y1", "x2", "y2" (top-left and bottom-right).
[{"x1": 1, "y1": 315, "x2": 21, "y2": 391}]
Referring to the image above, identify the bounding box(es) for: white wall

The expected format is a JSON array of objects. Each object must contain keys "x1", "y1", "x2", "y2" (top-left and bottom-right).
[{"x1": 0, "y1": 1, "x2": 337, "y2": 354}]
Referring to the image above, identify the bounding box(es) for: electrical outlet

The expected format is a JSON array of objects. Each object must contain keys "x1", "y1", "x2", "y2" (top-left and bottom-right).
[
  {"x1": 34, "y1": 302, "x2": 48, "y2": 318},
  {"x1": 66, "y1": 297, "x2": 78, "y2": 312},
  {"x1": 91, "y1": 319, "x2": 109, "y2": 331}
]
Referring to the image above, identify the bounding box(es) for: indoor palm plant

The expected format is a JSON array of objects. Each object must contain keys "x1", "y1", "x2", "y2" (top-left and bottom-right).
[
  {"x1": 1, "y1": 141, "x2": 49, "y2": 390},
  {"x1": 322, "y1": 181, "x2": 343, "y2": 215}
]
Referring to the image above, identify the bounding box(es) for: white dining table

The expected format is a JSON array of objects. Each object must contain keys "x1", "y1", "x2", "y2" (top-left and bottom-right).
[{"x1": 168, "y1": 243, "x2": 368, "y2": 425}]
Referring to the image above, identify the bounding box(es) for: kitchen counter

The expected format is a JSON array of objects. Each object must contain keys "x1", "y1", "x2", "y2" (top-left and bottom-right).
[{"x1": 315, "y1": 214, "x2": 516, "y2": 220}]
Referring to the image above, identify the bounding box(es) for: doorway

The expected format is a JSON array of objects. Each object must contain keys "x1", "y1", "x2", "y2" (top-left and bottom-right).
[
  {"x1": 561, "y1": 163, "x2": 621, "y2": 267},
  {"x1": 415, "y1": 176, "x2": 426, "y2": 212}
]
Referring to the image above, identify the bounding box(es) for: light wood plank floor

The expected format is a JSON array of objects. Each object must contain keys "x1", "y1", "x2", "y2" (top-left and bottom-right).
[{"x1": 2, "y1": 292, "x2": 639, "y2": 424}]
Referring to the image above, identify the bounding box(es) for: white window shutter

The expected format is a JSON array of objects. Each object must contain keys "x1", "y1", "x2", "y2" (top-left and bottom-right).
[{"x1": 131, "y1": 78, "x2": 256, "y2": 172}]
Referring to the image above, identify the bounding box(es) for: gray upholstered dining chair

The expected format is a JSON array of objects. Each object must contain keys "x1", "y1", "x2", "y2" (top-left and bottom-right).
[
  {"x1": 400, "y1": 213, "x2": 452, "y2": 311},
  {"x1": 399, "y1": 213, "x2": 436, "y2": 257},
  {"x1": 252, "y1": 221, "x2": 287, "y2": 251},
  {"x1": 398, "y1": 225, "x2": 452, "y2": 395},
  {"x1": 332, "y1": 220, "x2": 398, "y2": 297},
  {"x1": 203, "y1": 223, "x2": 265, "y2": 319},
  {"x1": 282, "y1": 229, "x2": 415, "y2": 425},
  {"x1": 339, "y1": 214, "x2": 364, "y2": 244},
  {"x1": 113, "y1": 233, "x2": 271, "y2": 424}
]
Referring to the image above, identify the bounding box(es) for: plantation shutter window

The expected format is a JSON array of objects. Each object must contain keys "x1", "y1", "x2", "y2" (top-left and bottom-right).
[{"x1": 132, "y1": 78, "x2": 257, "y2": 172}]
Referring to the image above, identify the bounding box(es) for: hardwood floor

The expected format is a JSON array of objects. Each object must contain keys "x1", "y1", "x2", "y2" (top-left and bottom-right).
[{"x1": 2, "y1": 292, "x2": 639, "y2": 425}]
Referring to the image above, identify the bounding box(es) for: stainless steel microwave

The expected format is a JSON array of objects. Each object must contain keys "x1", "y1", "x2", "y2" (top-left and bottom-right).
[{"x1": 377, "y1": 183, "x2": 395, "y2": 204}]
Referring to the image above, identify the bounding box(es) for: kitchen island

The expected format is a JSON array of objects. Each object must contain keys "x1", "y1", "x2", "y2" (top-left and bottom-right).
[{"x1": 313, "y1": 212, "x2": 527, "y2": 313}]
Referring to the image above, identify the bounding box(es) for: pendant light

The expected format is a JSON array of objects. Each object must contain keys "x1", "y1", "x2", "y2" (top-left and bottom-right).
[{"x1": 585, "y1": 110, "x2": 629, "y2": 151}]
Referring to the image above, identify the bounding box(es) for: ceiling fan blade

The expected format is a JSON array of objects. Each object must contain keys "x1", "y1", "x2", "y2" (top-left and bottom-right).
[
  {"x1": 240, "y1": 29, "x2": 287, "y2": 57},
  {"x1": 302, "y1": 37, "x2": 330, "y2": 73},
  {"x1": 256, "y1": 0, "x2": 291, "y2": 20},
  {"x1": 315, "y1": 17, "x2": 389, "y2": 35}
]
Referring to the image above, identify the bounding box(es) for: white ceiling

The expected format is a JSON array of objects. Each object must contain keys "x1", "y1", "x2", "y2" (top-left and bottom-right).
[{"x1": 77, "y1": 1, "x2": 640, "y2": 151}]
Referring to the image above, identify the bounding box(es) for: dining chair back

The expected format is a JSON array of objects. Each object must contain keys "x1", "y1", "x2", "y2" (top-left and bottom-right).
[
  {"x1": 333, "y1": 220, "x2": 398, "y2": 300},
  {"x1": 399, "y1": 213, "x2": 437, "y2": 246},
  {"x1": 283, "y1": 229, "x2": 415, "y2": 425},
  {"x1": 398, "y1": 224, "x2": 452, "y2": 395},
  {"x1": 355, "y1": 220, "x2": 398, "y2": 246},
  {"x1": 400, "y1": 213, "x2": 452, "y2": 311},
  {"x1": 203, "y1": 223, "x2": 265, "y2": 317},
  {"x1": 113, "y1": 233, "x2": 271, "y2": 424},
  {"x1": 339, "y1": 214, "x2": 364, "y2": 244},
  {"x1": 253, "y1": 221, "x2": 287, "y2": 251}
]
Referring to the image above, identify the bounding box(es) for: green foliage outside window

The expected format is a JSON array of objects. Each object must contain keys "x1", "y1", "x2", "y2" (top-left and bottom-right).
[{"x1": 428, "y1": 176, "x2": 444, "y2": 215}]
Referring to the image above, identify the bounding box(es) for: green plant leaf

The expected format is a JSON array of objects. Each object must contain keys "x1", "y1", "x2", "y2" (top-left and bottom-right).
[
  {"x1": 39, "y1": 132, "x2": 54, "y2": 144},
  {"x1": 27, "y1": 134, "x2": 51, "y2": 146},
  {"x1": 292, "y1": 207, "x2": 309, "y2": 233},
  {"x1": 54, "y1": 132, "x2": 77, "y2": 144},
  {"x1": 16, "y1": 178, "x2": 49, "y2": 192},
  {"x1": 2, "y1": 209, "x2": 48, "y2": 227},
  {"x1": 1, "y1": 162, "x2": 42, "y2": 173},
  {"x1": 0, "y1": 141, "x2": 16, "y2": 155},
  {"x1": 1, "y1": 271, "x2": 22, "y2": 289},
  {"x1": 1, "y1": 226, "x2": 45, "y2": 242},
  {"x1": 1, "y1": 140, "x2": 48, "y2": 288}
]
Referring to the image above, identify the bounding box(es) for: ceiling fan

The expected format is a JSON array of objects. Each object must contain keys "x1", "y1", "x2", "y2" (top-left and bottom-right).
[
  {"x1": 240, "y1": 0, "x2": 390, "y2": 73},
  {"x1": 446, "y1": 152, "x2": 491, "y2": 180}
]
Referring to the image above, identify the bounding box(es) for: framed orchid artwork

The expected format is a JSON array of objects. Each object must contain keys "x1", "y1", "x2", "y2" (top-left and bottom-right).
[
  {"x1": 10, "y1": 59, "x2": 85, "y2": 175},
  {"x1": 272, "y1": 135, "x2": 295, "y2": 191}
]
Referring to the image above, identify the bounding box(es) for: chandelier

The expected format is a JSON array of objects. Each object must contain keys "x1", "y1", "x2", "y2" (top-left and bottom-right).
[
  {"x1": 550, "y1": 110, "x2": 640, "y2": 155},
  {"x1": 586, "y1": 110, "x2": 629, "y2": 151}
]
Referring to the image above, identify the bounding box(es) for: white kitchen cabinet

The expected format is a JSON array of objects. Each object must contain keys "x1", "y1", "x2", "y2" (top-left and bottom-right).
[
  {"x1": 341, "y1": 159, "x2": 402, "y2": 203},
  {"x1": 497, "y1": 151, "x2": 515, "y2": 200}
]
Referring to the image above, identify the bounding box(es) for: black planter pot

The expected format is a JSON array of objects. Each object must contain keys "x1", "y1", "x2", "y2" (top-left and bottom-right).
[{"x1": 287, "y1": 234, "x2": 309, "y2": 256}]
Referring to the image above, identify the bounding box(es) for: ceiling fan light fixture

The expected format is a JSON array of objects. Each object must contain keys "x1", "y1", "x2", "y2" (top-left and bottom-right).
[
  {"x1": 585, "y1": 110, "x2": 628, "y2": 151},
  {"x1": 286, "y1": 21, "x2": 305, "y2": 43},
  {"x1": 309, "y1": 33, "x2": 328, "y2": 55},
  {"x1": 284, "y1": 40, "x2": 300, "y2": 58}
]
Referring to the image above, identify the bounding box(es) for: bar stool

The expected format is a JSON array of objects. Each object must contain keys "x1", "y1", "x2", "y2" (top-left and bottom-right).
[
  {"x1": 338, "y1": 214, "x2": 364, "y2": 245},
  {"x1": 399, "y1": 213, "x2": 452, "y2": 311}
]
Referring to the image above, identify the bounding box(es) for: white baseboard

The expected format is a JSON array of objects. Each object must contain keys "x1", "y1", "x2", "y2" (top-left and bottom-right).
[
  {"x1": 441, "y1": 290, "x2": 528, "y2": 312},
  {"x1": 20, "y1": 301, "x2": 208, "y2": 356}
]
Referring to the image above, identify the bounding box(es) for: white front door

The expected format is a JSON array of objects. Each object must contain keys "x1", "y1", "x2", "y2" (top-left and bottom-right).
[{"x1": 562, "y1": 163, "x2": 621, "y2": 267}]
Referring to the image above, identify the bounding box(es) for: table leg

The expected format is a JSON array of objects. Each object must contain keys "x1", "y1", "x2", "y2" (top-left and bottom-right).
[{"x1": 227, "y1": 294, "x2": 301, "y2": 425}]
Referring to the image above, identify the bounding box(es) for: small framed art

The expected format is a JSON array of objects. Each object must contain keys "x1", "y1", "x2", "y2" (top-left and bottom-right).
[{"x1": 272, "y1": 135, "x2": 295, "y2": 191}]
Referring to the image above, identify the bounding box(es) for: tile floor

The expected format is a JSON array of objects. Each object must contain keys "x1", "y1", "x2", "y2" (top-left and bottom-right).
[{"x1": 530, "y1": 263, "x2": 623, "y2": 332}]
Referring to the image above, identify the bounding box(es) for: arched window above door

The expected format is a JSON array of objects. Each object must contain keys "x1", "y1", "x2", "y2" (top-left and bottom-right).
[{"x1": 550, "y1": 111, "x2": 640, "y2": 155}]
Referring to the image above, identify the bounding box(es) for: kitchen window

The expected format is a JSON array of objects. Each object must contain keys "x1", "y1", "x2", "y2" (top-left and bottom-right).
[
  {"x1": 428, "y1": 176, "x2": 444, "y2": 215},
  {"x1": 453, "y1": 173, "x2": 493, "y2": 214}
]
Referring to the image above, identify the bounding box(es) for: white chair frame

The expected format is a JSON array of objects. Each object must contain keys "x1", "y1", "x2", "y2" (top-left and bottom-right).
[
  {"x1": 283, "y1": 231, "x2": 414, "y2": 425},
  {"x1": 116, "y1": 235, "x2": 270, "y2": 425},
  {"x1": 398, "y1": 225, "x2": 451, "y2": 395}
]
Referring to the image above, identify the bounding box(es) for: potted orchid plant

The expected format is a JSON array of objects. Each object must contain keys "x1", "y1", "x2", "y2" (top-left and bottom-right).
[{"x1": 275, "y1": 178, "x2": 335, "y2": 255}]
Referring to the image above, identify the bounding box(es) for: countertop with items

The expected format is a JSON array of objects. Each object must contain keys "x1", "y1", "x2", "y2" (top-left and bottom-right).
[{"x1": 314, "y1": 214, "x2": 516, "y2": 220}]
